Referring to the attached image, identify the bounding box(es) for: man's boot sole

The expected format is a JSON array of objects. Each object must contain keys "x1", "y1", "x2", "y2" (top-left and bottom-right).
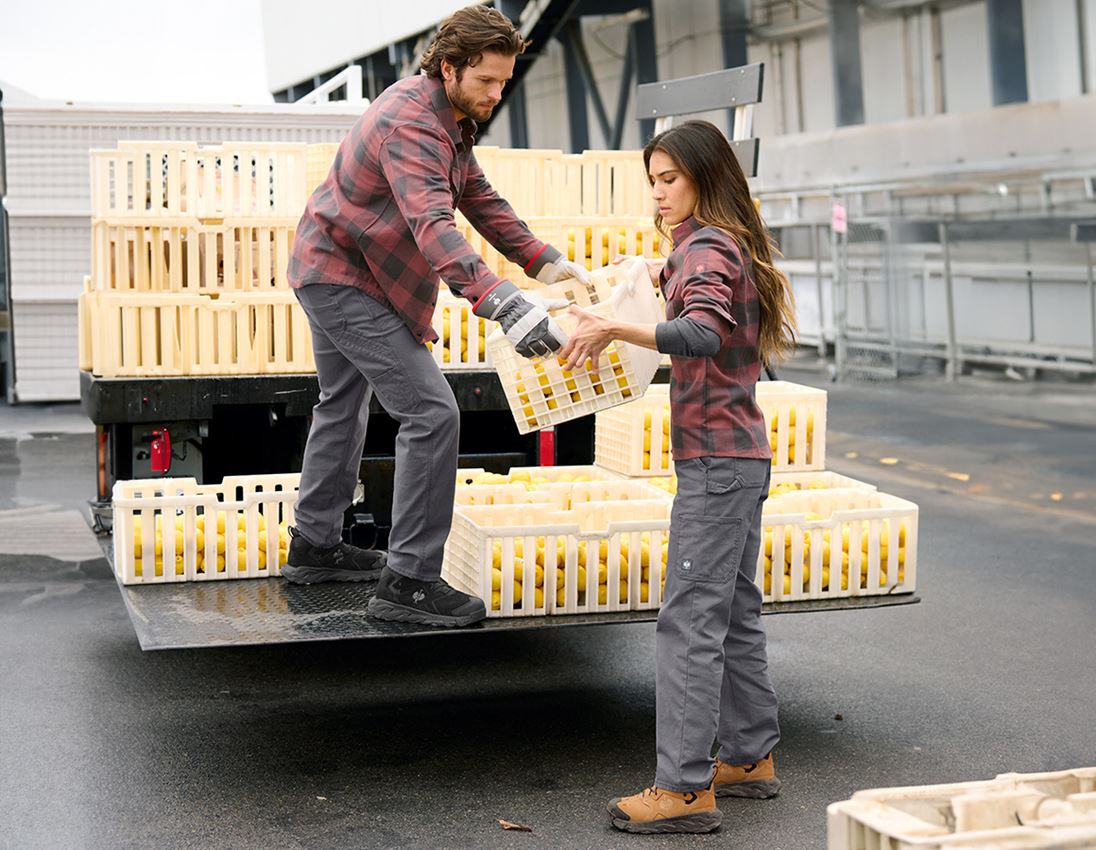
[
  {"x1": 281, "y1": 564, "x2": 383, "y2": 585},
  {"x1": 606, "y1": 804, "x2": 721, "y2": 835},
  {"x1": 714, "y1": 778, "x2": 782, "y2": 799},
  {"x1": 366, "y1": 596, "x2": 486, "y2": 628}
]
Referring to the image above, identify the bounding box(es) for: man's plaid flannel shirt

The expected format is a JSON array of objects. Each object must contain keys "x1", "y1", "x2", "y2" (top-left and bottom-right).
[
  {"x1": 659, "y1": 217, "x2": 772, "y2": 461},
  {"x1": 288, "y1": 74, "x2": 561, "y2": 344}
]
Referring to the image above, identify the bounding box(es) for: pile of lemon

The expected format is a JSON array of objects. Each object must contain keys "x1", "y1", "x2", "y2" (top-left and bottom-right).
[
  {"x1": 463, "y1": 467, "x2": 599, "y2": 491},
  {"x1": 429, "y1": 304, "x2": 486, "y2": 365},
  {"x1": 513, "y1": 350, "x2": 633, "y2": 429},
  {"x1": 564, "y1": 226, "x2": 664, "y2": 271},
  {"x1": 767, "y1": 407, "x2": 816, "y2": 465},
  {"x1": 131, "y1": 512, "x2": 290, "y2": 578},
  {"x1": 763, "y1": 517, "x2": 908, "y2": 596},
  {"x1": 489, "y1": 532, "x2": 669, "y2": 612}
]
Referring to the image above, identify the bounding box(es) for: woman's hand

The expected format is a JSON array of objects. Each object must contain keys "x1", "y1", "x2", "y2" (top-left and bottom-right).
[
  {"x1": 611, "y1": 253, "x2": 666, "y2": 287},
  {"x1": 560, "y1": 305, "x2": 617, "y2": 374}
]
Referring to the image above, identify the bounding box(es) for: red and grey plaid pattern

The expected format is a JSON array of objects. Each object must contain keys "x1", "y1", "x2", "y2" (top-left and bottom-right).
[
  {"x1": 289, "y1": 74, "x2": 559, "y2": 344},
  {"x1": 659, "y1": 217, "x2": 772, "y2": 461}
]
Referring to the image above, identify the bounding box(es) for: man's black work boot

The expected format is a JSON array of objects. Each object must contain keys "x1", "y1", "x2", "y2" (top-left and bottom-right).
[
  {"x1": 282, "y1": 527, "x2": 386, "y2": 584},
  {"x1": 367, "y1": 566, "x2": 486, "y2": 627}
]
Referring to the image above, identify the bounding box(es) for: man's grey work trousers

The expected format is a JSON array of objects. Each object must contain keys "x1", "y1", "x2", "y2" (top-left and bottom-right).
[
  {"x1": 655, "y1": 455, "x2": 781, "y2": 792},
  {"x1": 293, "y1": 283, "x2": 459, "y2": 581}
]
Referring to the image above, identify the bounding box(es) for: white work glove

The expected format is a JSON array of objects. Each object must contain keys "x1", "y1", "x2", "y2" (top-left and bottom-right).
[
  {"x1": 475, "y1": 281, "x2": 569, "y2": 358},
  {"x1": 535, "y1": 254, "x2": 593, "y2": 286}
]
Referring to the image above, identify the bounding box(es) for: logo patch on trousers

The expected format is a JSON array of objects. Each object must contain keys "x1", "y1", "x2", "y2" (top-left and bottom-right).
[{"x1": 682, "y1": 559, "x2": 692, "y2": 571}]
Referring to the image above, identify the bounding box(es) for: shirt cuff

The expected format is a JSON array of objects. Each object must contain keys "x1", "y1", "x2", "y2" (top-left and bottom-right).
[{"x1": 525, "y1": 243, "x2": 563, "y2": 278}]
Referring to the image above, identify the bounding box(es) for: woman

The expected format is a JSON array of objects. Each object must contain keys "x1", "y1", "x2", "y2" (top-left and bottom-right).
[{"x1": 560, "y1": 120, "x2": 797, "y2": 835}]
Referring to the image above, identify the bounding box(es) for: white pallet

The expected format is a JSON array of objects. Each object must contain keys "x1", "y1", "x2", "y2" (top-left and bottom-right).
[
  {"x1": 828, "y1": 767, "x2": 1096, "y2": 850},
  {"x1": 489, "y1": 258, "x2": 663, "y2": 435},
  {"x1": 443, "y1": 489, "x2": 671, "y2": 618},
  {"x1": 112, "y1": 474, "x2": 301, "y2": 585}
]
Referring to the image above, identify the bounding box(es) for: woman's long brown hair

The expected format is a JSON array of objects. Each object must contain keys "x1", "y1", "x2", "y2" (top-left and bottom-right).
[{"x1": 643, "y1": 120, "x2": 797, "y2": 365}]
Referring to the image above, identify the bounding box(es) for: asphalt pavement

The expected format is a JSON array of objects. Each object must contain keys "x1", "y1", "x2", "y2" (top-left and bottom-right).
[{"x1": 1, "y1": 368, "x2": 1094, "y2": 850}]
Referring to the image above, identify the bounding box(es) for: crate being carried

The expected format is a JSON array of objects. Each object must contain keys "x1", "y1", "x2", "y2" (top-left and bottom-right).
[
  {"x1": 112, "y1": 474, "x2": 300, "y2": 585},
  {"x1": 827, "y1": 767, "x2": 1096, "y2": 850},
  {"x1": 489, "y1": 257, "x2": 664, "y2": 435},
  {"x1": 91, "y1": 141, "x2": 309, "y2": 221},
  {"x1": 443, "y1": 480, "x2": 671, "y2": 618},
  {"x1": 758, "y1": 487, "x2": 917, "y2": 603}
]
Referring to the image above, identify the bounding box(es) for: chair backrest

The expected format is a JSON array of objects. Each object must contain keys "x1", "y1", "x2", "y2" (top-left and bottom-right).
[{"x1": 636, "y1": 63, "x2": 764, "y2": 177}]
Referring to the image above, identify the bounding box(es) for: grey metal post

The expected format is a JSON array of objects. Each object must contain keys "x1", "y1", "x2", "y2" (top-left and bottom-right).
[
  {"x1": 833, "y1": 199, "x2": 848, "y2": 380},
  {"x1": 987, "y1": 0, "x2": 1029, "y2": 105},
  {"x1": 813, "y1": 224, "x2": 827, "y2": 358},
  {"x1": 1087, "y1": 242, "x2": 1096, "y2": 366},
  {"x1": 560, "y1": 28, "x2": 590, "y2": 152},
  {"x1": 829, "y1": 0, "x2": 866, "y2": 126},
  {"x1": 939, "y1": 222, "x2": 959, "y2": 381},
  {"x1": 720, "y1": 0, "x2": 749, "y2": 136}
]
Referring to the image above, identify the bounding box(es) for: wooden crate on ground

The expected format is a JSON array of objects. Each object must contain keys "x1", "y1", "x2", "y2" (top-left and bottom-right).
[
  {"x1": 489, "y1": 259, "x2": 663, "y2": 435},
  {"x1": 91, "y1": 141, "x2": 308, "y2": 220},
  {"x1": 827, "y1": 767, "x2": 1096, "y2": 850},
  {"x1": 112, "y1": 474, "x2": 300, "y2": 584}
]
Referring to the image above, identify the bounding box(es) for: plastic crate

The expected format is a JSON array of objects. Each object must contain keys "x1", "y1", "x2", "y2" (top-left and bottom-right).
[
  {"x1": 827, "y1": 767, "x2": 1096, "y2": 850},
  {"x1": 91, "y1": 141, "x2": 308, "y2": 220},
  {"x1": 111, "y1": 474, "x2": 300, "y2": 584},
  {"x1": 758, "y1": 488, "x2": 918, "y2": 603},
  {"x1": 756, "y1": 381, "x2": 828, "y2": 471},
  {"x1": 80, "y1": 290, "x2": 314, "y2": 377},
  {"x1": 427, "y1": 287, "x2": 492, "y2": 370},
  {"x1": 90, "y1": 218, "x2": 296, "y2": 293},
  {"x1": 594, "y1": 384, "x2": 673, "y2": 476},
  {"x1": 455, "y1": 465, "x2": 622, "y2": 506},
  {"x1": 489, "y1": 258, "x2": 664, "y2": 435},
  {"x1": 306, "y1": 143, "x2": 340, "y2": 194},
  {"x1": 455, "y1": 215, "x2": 665, "y2": 285},
  {"x1": 630, "y1": 469, "x2": 877, "y2": 498},
  {"x1": 443, "y1": 489, "x2": 671, "y2": 618}
]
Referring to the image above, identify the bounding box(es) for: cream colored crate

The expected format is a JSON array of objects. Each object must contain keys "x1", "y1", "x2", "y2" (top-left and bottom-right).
[
  {"x1": 443, "y1": 492, "x2": 671, "y2": 618},
  {"x1": 455, "y1": 465, "x2": 621, "y2": 506},
  {"x1": 306, "y1": 143, "x2": 341, "y2": 194},
  {"x1": 828, "y1": 767, "x2": 1096, "y2": 850},
  {"x1": 595, "y1": 384, "x2": 673, "y2": 476},
  {"x1": 90, "y1": 217, "x2": 296, "y2": 293},
  {"x1": 571, "y1": 150, "x2": 651, "y2": 217},
  {"x1": 455, "y1": 214, "x2": 665, "y2": 285},
  {"x1": 80, "y1": 290, "x2": 314, "y2": 377},
  {"x1": 490, "y1": 259, "x2": 663, "y2": 435},
  {"x1": 112, "y1": 473, "x2": 300, "y2": 585},
  {"x1": 473, "y1": 146, "x2": 569, "y2": 218},
  {"x1": 618, "y1": 469, "x2": 876, "y2": 498},
  {"x1": 91, "y1": 141, "x2": 308, "y2": 220},
  {"x1": 427, "y1": 287, "x2": 491, "y2": 371},
  {"x1": 756, "y1": 380, "x2": 828, "y2": 471},
  {"x1": 759, "y1": 488, "x2": 918, "y2": 603}
]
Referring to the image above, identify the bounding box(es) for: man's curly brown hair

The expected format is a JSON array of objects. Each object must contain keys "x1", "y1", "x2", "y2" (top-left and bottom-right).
[{"x1": 420, "y1": 4, "x2": 527, "y2": 80}]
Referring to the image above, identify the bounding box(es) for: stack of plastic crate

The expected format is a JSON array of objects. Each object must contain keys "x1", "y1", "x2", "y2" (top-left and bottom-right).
[
  {"x1": 593, "y1": 380, "x2": 920, "y2": 606},
  {"x1": 79, "y1": 141, "x2": 316, "y2": 377}
]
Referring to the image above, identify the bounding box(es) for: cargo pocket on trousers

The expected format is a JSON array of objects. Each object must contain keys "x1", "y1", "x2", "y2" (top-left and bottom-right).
[{"x1": 673, "y1": 513, "x2": 744, "y2": 583}]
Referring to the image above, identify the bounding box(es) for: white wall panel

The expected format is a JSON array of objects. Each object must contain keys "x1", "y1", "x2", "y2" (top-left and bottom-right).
[
  {"x1": 861, "y1": 17, "x2": 907, "y2": 124},
  {"x1": 799, "y1": 34, "x2": 836, "y2": 133},
  {"x1": 1023, "y1": 0, "x2": 1083, "y2": 101},
  {"x1": 941, "y1": 2, "x2": 992, "y2": 113}
]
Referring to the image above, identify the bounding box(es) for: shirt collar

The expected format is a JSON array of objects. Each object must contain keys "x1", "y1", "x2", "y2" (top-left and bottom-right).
[
  {"x1": 422, "y1": 74, "x2": 478, "y2": 152},
  {"x1": 670, "y1": 216, "x2": 701, "y2": 244}
]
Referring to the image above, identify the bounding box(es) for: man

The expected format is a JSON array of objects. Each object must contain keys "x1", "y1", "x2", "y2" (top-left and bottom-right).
[{"x1": 283, "y1": 4, "x2": 589, "y2": 628}]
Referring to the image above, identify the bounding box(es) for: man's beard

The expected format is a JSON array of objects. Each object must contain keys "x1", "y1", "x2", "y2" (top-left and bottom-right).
[{"x1": 447, "y1": 80, "x2": 494, "y2": 122}]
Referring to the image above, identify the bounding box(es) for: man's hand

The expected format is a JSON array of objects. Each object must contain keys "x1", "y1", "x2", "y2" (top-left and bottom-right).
[
  {"x1": 535, "y1": 254, "x2": 593, "y2": 286},
  {"x1": 474, "y1": 281, "x2": 568, "y2": 358}
]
